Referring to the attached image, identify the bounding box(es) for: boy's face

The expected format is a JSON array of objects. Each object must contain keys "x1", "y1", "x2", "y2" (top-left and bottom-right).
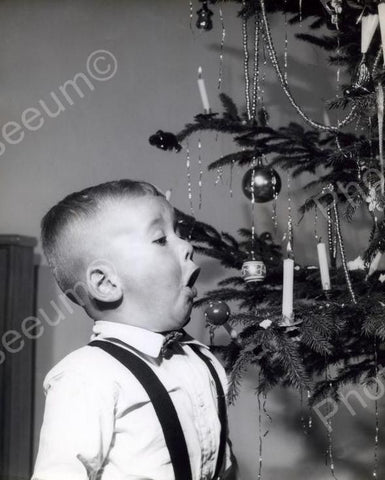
[{"x1": 92, "y1": 195, "x2": 200, "y2": 332}]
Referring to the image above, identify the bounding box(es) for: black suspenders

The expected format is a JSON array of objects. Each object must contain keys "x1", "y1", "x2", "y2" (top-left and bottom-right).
[
  {"x1": 88, "y1": 340, "x2": 227, "y2": 480},
  {"x1": 188, "y1": 344, "x2": 227, "y2": 480}
]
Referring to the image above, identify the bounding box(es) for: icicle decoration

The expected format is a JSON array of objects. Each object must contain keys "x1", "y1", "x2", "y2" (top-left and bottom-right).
[
  {"x1": 259, "y1": 0, "x2": 356, "y2": 132},
  {"x1": 217, "y1": 7, "x2": 226, "y2": 90}
]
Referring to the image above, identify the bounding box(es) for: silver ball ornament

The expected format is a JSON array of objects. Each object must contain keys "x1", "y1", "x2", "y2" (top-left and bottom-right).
[{"x1": 242, "y1": 166, "x2": 281, "y2": 203}]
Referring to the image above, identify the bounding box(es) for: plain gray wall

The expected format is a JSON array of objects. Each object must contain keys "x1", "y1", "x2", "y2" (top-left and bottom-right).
[{"x1": 0, "y1": 0, "x2": 382, "y2": 478}]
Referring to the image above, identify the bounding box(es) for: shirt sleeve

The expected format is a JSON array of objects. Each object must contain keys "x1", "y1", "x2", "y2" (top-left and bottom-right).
[{"x1": 32, "y1": 368, "x2": 117, "y2": 480}]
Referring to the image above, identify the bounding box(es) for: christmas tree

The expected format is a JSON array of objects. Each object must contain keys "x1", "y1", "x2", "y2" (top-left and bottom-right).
[{"x1": 150, "y1": 0, "x2": 385, "y2": 448}]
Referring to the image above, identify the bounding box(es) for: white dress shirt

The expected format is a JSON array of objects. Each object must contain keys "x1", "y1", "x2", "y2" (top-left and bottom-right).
[{"x1": 32, "y1": 320, "x2": 234, "y2": 480}]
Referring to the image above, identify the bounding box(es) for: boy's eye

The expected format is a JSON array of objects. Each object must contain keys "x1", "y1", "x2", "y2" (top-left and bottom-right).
[{"x1": 154, "y1": 236, "x2": 167, "y2": 246}]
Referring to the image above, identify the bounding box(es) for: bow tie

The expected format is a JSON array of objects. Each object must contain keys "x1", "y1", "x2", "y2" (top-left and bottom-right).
[{"x1": 160, "y1": 330, "x2": 185, "y2": 359}]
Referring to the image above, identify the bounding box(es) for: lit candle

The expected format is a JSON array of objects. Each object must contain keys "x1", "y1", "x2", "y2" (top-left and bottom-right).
[
  {"x1": 317, "y1": 242, "x2": 331, "y2": 290},
  {"x1": 282, "y1": 258, "x2": 294, "y2": 320},
  {"x1": 197, "y1": 66, "x2": 210, "y2": 113}
]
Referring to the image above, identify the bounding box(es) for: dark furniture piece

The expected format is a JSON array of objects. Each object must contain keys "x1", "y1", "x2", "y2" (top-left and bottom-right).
[{"x1": 0, "y1": 235, "x2": 37, "y2": 480}]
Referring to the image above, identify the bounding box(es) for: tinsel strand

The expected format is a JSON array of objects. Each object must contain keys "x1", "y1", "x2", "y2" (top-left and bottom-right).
[
  {"x1": 373, "y1": 338, "x2": 379, "y2": 479},
  {"x1": 242, "y1": 2, "x2": 252, "y2": 121},
  {"x1": 332, "y1": 199, "x2": 357, "y2": 304},
  {"x1": 229, "y1": 158, "x2": 235, "y2": 198},
  {"x1": 259, "y1": 0, "x2": 356, "y2": 132},
  {"x1": 257, "y1": 393, "x2": 263, "y2": 479},
  {"x1": 186, "y1": 141, "x2": 195, "y2": 217},
  {"x1": 251, "y1": 13, "x2": 260, "y2": 121},
  {"x1": 198, "y1": 138, "x2": 203, "y2": 210},
  {"x1": 217, "y1": 7, "x2": 226, "y2": 90},
  {"x1": 326, "y1": 369, "x2": 339, "y2": 480},
  {"x1": 376, "y1": 82, "x2": 384, "y2": 195},
  {"x1": 251, "y1": 159, "x2": 257, "y2": 260},
  {"x1": 284, "y1": 0, "x2": 288, "y2": 83}
]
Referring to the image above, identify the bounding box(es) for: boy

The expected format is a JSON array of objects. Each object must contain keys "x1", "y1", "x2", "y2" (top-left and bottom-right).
[{"x1": 32, "y1": 179, "x2": 236, "y2": 480}]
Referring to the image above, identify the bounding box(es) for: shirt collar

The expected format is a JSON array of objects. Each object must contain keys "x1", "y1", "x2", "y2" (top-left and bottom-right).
[{"x1": 91, "y1": 320, "x2": 209, "y2": 358}]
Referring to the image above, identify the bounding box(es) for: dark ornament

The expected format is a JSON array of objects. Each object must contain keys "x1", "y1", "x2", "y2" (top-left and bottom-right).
[
  {"x1": 204, "y1": 301, "x2": 231, "y2": 326},
  {"x1": 242, "y1": 164, "x2": 282, "y2": 203},
  {"x1": 260, "y1": 232, "x2": 273, "y2": 244},
  {"x1": 149, "y1": 130, "x2": 182, "y2": 152},
  {"x1": 196, "y1": 1, "x2": 213, "y2": 31}
]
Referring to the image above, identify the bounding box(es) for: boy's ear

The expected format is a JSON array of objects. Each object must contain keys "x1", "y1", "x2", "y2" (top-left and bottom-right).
[{"x1": 86, "y1": 261, "x2": 123, "y2": 303}]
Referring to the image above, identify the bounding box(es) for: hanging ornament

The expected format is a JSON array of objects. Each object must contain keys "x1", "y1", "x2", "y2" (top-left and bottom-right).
[
  {"x1": 204, "y1": 301, "x2": 238, "y2": 341},
  {"x1": 260, "y1": 231, "x2": 273, "y2": 244},
  {"x1": 149, "y1": 130, "x2": 182, "y2": 152},
  {"x1": 204, "y1": 300, "x2": 231, "y2": 325},
  {"x1": 241, "y1": 259, "x2": 266, "y2": 282},
  {"x1": 345, "y1": 12, "x2": 378, "y2": 97},
  {"x1": 242, "y1": 161, "x2": 282, "y2": 203},
  {"x1": 196, "y1": 1, "x2": 213, "y2": 31}
]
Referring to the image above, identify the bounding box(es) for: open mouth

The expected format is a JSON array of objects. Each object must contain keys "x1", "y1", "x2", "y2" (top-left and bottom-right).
[{"x1": 186, "y1": 267, "x2": 201, "y2": 288}]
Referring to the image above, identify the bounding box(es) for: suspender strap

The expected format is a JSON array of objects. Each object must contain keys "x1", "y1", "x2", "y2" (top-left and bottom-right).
[
  {"x1": 189, "y1": 344, "x2": 228, "y2": 480},
  {"x1": 88, "y1": 340, "x2": 193, "y2": 480}
]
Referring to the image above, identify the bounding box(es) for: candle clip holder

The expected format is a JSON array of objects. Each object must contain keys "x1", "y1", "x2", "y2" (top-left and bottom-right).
[{"x1": 278, "y1": 316, "x2": 303, "y2": 341}]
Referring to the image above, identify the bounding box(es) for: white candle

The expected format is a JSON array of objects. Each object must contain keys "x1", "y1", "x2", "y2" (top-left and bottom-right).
[
  {"x1": 378, "y1": 4, "x2": 385, "y2": 66},
  {"x1": 361, "y1": 13, "x2": 379, "y2": 54},
  {"x1": 282, "y1": 258, "x2": 294, "y2": 319},
  {"x1": 368, "y1": 250, "x2": 382, "y2": 276},
  {"x1": 197, "y1": 66, "x2": 210, "y2": 113},
  {"x1": 317, "y1": 242, "x2": 331, "y2": 290},
  {"x1": 323, "y1": 108, "x2": 331, "y2": 127}
]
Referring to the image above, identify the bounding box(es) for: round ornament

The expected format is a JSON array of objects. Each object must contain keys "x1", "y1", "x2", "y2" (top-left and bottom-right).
[
  {"x1": 260, "y1": 231, "x2": 273, "y2": 244},
  {"x1": 204, "y1": 301, "x2": 231, "y2": 325},
  {"x1": 196, "y1": 1, "x2": 213, "y2": 31},
  {"x1": 242, "y1": 166, "x2": 281, "y2": 203},
  {"x1": 241, "y1": 260, "x2": 266, "y2": 282}
]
